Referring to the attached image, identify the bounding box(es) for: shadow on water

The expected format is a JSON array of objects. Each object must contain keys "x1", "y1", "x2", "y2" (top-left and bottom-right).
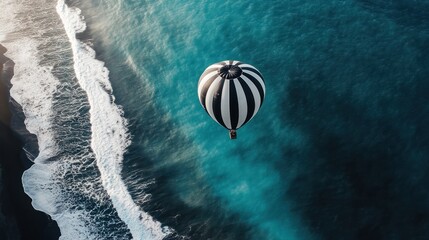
[{"x1": 280, "y1": 60, "x2": 429, "y2": 239}]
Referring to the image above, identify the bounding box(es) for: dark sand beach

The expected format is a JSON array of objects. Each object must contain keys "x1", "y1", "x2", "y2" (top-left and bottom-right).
[
  {"x1": 0, "y1": 44, "x2": 11, "y2": 126},
  {"x1": 0, "y1": 44, "x2": 60, "y2": 240}
]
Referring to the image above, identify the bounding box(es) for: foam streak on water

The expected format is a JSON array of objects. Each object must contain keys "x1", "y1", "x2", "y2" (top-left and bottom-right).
[
  {"x1": 56, "y1": 0, "x2": 171, "y2": 239},
  {"x1": 0, "y1": 0, "x2": 96, "y2": 238}
]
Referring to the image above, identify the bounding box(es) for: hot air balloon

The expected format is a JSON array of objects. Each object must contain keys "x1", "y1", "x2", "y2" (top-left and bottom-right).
[{"x1": 197, "y1": 60, "x2": 265, "y2": 139}]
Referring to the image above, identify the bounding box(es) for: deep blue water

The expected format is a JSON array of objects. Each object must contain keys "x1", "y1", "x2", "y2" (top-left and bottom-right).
[
  {"x1": 75, "y1": 0, "x2": 429, "y2": 239},
  {"x1": 2, "y1": 0, "x2": 429, "y2": 239}
]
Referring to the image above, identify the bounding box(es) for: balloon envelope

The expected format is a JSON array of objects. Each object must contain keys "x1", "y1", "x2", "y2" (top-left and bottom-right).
[{"x1": 198, "y1": 60, "x2": 265, "y2": 131}]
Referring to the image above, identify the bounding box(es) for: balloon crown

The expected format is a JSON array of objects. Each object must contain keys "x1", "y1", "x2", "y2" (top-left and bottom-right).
[{"x1": 218, "y1": 65, "x2": 242, "y2": 79}]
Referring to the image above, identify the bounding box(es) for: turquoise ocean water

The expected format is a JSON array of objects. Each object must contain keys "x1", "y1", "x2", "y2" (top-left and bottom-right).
[{"x1": 2, "y1": 0, "x2": 429, "y2": 239}]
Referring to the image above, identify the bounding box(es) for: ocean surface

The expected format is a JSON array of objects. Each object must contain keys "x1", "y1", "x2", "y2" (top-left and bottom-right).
[{"x1": 1, "y1": 0, "x2": 429, "y2": 239}]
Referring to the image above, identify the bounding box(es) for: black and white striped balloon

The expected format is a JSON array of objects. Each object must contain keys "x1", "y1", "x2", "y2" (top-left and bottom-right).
[{"x1": 198, "y1": 60, "x2": 265, "y2": 132}]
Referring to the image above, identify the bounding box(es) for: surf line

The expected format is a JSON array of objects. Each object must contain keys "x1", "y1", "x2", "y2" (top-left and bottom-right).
[{"x1": 56, "y1": 0, "x2": 173, "y2": 239}]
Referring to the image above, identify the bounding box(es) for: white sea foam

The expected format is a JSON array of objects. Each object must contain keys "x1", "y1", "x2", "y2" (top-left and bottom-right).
[
  {"x1": 6, "y1": 31, "x2": 93, "y2": 240},
  {"x1": 56, "y1": 0, "x2": 171, "y2": 239},
  {"x1": 0, "y1": 0, "x2": 15, "y2": 42},
  {"x1": 0, "y1": 0, "x2": 98, "y2": 238},
  {"x1": 7, "y1": 40, "x2": 59, "y2": 160}
]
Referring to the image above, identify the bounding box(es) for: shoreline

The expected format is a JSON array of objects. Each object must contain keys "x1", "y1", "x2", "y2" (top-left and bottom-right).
[
  {"x1": 0, "y1": 44, "x2": 11, "y2": 126},
  {"x1": 0, "y1": 43, "x2": 60, "y2": 239}
]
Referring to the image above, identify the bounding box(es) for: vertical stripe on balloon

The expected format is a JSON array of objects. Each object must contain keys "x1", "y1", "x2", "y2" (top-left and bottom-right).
[
  {"x1": 198, "y1": 60, "x2": 265, "y2": 131},
  {"x1": 199, "y1": 74, "x2": 221, "y2": 110},
  {"x1": 234, "y1": 79, "x2": 248, "y2": 129},
  {"x1": 238, "y1": 77, "x2": 255, "y2": 125},
  {"x1": 205, "y1": 77, "x2": 222, "y2": 124},
  {"x1": 241, "y1": 75, "x2": 261, "y2": 120},
  {"x1": 212, "y1": 78, "x2": 226, "y2": 128},
  {"x1": 229, "y1": 79, "x2": 239, "y2": 129},
  {"x1": 221, "y1": 80, "x2": 232, "y2": 129},
  {"x1": 242, "y1": 72, "x2": 264, "y2": 105},
  {"x1": 241, "y1": 66, "x2": 264, "y2": 81}
]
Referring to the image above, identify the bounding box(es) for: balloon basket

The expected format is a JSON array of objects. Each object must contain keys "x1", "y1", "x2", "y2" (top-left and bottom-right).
[{"x1": 229, "y1": 130, "x2": 237, "y2": 140}]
